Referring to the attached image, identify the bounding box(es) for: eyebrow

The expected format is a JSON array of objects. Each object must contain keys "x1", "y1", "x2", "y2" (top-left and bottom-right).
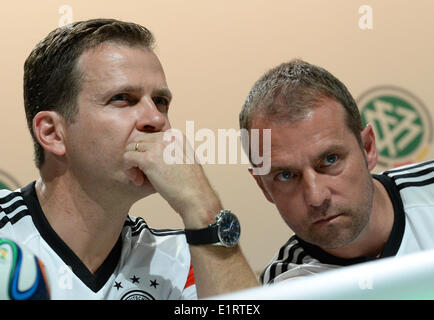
[
  {"x1": 266, "y1": 166, "x2": 293, "y2": 175},
  {"x1": 153, "y1": 87, "x2": 173, "y2": 102},
  {"x1": 265, "y1": 144, "x2": 346, "y2": 174},
  {"x1": 316, "y1": 144, "x2": 346, "y2": 161},
  {"x1": 96, "y1": 85, "x2": 173, "y2": 102}
]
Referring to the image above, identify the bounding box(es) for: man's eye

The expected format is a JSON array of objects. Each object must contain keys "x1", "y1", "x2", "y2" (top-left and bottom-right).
[
  {"x1": 153, "y1": 96, "x2": 169, "y2": 106},
  {"x1": 108, "y1": 93, "x2": 139, "y2": 107},
  {"x1": 276, "y1": 171, "x2": 293, "y2": 182},
  {"x1": 324, "y1": 154, "x2": 339, "y2": 166},
  {"x1": 153, "y1": 97, "x2": 170, "y2": 112},
  {"x1": 110, "y1": 93, "x2": 128, "y2": 102}
]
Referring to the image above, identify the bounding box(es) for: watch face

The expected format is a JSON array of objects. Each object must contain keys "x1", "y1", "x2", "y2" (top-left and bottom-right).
[{"x1": 217, "y1": 211, "x2": 241, "y2": 247}]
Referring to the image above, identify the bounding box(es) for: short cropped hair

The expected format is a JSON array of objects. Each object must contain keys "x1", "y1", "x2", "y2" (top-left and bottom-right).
[
  {"x1": 24, "y1": 18, "x2": 155, "y2": 168},
  {"x1": 239, "y1": 59, "x2": 363, "y2": 145}
]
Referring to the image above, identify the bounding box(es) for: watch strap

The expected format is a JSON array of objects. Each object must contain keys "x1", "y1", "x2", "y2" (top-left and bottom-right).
[{"x1": 184, "y1": 224, "x2": 219, "y2": 245}]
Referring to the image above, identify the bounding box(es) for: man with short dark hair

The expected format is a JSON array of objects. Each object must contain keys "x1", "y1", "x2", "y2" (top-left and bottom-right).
[
  {"x1": 0, "y1": 18, "x2": 258, "y2": 299},
  {"x1": 240, "y1": 59, "x2": 434, "y2": 284}
]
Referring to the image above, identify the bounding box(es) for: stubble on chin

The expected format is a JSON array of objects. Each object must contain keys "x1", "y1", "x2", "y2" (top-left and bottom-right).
[
  {"x1": 308, "y1": 212, "x2": 368, "y2": 250},
  {"x1": 306, "y1": 180, "x2": 374, "y2": 250}
]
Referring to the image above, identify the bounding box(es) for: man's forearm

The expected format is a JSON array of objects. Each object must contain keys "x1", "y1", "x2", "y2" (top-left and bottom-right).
[{"x1": 189, "y1": 244, "x2": 259, "y2": 299}]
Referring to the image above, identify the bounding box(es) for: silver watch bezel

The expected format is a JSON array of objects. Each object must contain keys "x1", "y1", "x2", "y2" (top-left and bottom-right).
[{"x1": 215, "y1": 210, "x2": 241, "y2": 247}]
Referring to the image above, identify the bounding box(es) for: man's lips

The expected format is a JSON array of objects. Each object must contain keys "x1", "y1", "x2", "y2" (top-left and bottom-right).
[{"x1": 313, "y1": 213, "x2": 342, "y2": 224}]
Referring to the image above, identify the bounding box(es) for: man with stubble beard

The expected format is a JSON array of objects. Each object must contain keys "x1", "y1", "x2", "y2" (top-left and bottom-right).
[{"x1": 240, "y1": 59, "x2": 434, "y2": 284}]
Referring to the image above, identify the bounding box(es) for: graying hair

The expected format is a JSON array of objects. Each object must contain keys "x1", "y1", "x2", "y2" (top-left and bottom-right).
[{"x1": 239, "y1": 59, "x2": 362, "y2": 144}]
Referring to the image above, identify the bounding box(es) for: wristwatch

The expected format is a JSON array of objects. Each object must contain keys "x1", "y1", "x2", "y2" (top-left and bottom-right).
[{"x1": 184, "y1": 210, "x2": 241, "y2": 247}]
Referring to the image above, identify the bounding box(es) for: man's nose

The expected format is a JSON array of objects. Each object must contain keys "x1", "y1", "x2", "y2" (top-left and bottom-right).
[
  {"x1": 302, "y1": 169, "x2": 331, "y2": 208},
  {"x1": 135, "y1": 98, "x2": 167, "y2": 133}
]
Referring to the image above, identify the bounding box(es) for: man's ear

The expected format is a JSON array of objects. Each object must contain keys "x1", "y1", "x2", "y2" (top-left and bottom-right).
[
  {"x1": 248, "y1": 167, "x2": 275, "y2": 204},
  {"x1": 360, "y1": 124, "x2": 378, "y2": 171},
  {"x1": 33, "y1": 111, "x2": 66, "y2": 157}
]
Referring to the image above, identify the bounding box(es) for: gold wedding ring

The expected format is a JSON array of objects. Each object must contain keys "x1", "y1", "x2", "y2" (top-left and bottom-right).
[{"x1": 134, "y1": 142, "x2": 140, "y2": 152}]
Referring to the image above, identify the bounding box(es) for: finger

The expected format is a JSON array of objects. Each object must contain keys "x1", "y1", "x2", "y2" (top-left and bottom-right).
[
  {"x1": 124, "y1": 150, "x2": 144, "y2": 168},
  {"x1": 125, "y1": 166, "x2": 146, "y2": 186},
  {"x1": 124, "y1": 150, "x2": 156, "y2": 172},
  {"x1": 129, "y1": 142, "x2": 139, "y2": 152},
  {"x1": 131, "y1": 131, "x2": 182, "y2": 151},
  {"x1": 123, "y1": 153, "x2": 149, "y2": 186},
  {"x1": 133, "y1": 131, "x2": 166, "y2": 144},
  {"x1": 127, "y1": 141, "x2": 146, "y2": 152},
  {"x1": 126, "y1": 141, "x2": 164, "y2": 153}
]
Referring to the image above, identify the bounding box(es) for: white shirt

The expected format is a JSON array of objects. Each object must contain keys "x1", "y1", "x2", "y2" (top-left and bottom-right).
[
  {"x1": 261, "y1": 160, "x2": 434, "y2": 284},
  {"x1": 0, "y1": 182, "x2": 197, "y2": 299}
]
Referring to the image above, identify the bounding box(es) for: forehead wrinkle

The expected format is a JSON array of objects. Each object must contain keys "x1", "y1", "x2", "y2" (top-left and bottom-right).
[{"x1": 269, "y1": 117, "x2": 348, "y2": 166}]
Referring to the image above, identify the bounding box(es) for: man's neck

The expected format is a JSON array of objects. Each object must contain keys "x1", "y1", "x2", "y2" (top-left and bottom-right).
[
  {"x1": 35, "y1": 175, "x2": 130, "y2": 274},
  {"x1": 323, "y1": 178, "x2": 395, "y2": 259}
]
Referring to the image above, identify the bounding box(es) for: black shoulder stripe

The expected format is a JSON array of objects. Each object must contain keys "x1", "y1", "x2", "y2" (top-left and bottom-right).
[
  {"x1": 125, "y1": 216, "x2": 148, "y2": 234},
  {"x1": 131, "y1": 225, "x2": 184, "y2": 237},
  {"x1": 389, "y1": 166, "x2": 434, "y2": 181},
  {"x1": 262, "y1": 237, "x2": 302, "y2": 284},
  {"x1": 259, "y1": 271, "x2": 265, "y2": 284},
  {"x1": 1, "y1": 199, "x2": 27, "y2": 215},
  {"x1": 276, "y1": 241, "x2": 289, "y2": 261},
  {"x1": 267, "y1": 262, "x2": 277, "y2": 284},
  {"x1": 269, "y1": 245, "x2": 302, "y2": 281},
  {"x1": 128, "y1": 219, "x2": 184, "y2": 237},
  {"x1": 396, "y1": 177, "x2": 434, "y2": 191},
  {"x1": 279, "y1": 262, "x2": 290, "y2": 277},
  {"x1": 265, "y1": 240, "x2": 295, "y2": 282},
  {"x1": 123, "y1": 217, "x2": 135, "y2": 227},
  {"x1": 131, "y1": 228, "x2": 143, "y2": 237},
  {"x1": 0, "y1": 209, "x2": 30, "y2": 229},
  {"x1": 384, "y1": 160, "x2": 434, "y2": 175},
  {"x1": 0, "y1": 192, "x2": 22, "y2": 205},
  {"x1": 285, "y1": 244, "x2": 302, "y2": 264},
  {"x1": 296, "y1": 250, "x2": 308, "y2": 264},
  {"x1": 131, "y1": 223, "x2": 146, "y2": 237},
  {"x1": 131, "y1": 219, "x2": 147, "y2": 233},
  {"x1": 126, "y1": 216, "x2": 184, "y2": 237},
  {"x1": 149, "y1": 228, "x2": 184, "y2": 236}
]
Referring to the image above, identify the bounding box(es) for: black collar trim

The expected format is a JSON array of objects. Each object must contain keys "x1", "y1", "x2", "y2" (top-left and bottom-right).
[
  {"x1": 21, "y1": 182, "x2": 122, "y2": 293},
  {"x1": 295, "y1": 174, "x2": 405, "y2": 266}
]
